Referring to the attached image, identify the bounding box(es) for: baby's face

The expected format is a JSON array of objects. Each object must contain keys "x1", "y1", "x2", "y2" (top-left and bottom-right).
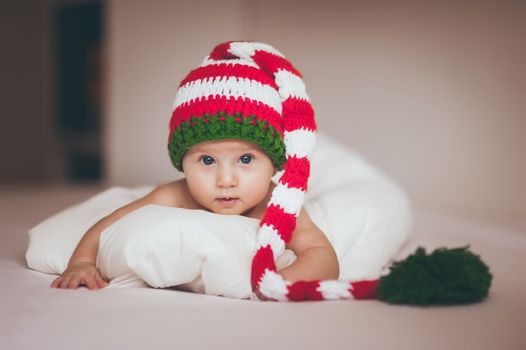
[{"x1": 182, "y1": 139, "x2": 276, "y2": 216}]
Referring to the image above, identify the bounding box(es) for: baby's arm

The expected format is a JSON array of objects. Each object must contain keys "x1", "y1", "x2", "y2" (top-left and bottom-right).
[
  {"x1": 51, "y1": 183, "x2": 180, "y2": 289},
  {"x1": 277, "y1": 209, "x2": 339, "y2": 283}
]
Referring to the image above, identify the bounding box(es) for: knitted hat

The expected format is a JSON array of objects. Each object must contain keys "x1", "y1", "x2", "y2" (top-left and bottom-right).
[{"x1": 168, "y1": 42, "x2": 312, "y2": 171}]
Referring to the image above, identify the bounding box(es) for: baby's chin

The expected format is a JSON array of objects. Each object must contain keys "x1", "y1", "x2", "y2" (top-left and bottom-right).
[
  {"x1": 206, "y1": 200, "x2": 259, "y2": 217},
  {"x1": 202, "y1": 200, "x2": 241, "y2": 215},
  {"x1": 209, "y1": 208, "x2": 246, "y2": 216}
]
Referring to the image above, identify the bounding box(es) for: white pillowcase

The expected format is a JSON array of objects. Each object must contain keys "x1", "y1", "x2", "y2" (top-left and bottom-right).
[
  {"x1": 26, "y1": 186, "x2": 151, "y2": 276},
  {"x1": 98, "y1": 205, "x2": 296, "y2": 298},
  {"x1": 304, "y1": 133, "x2": 413, "y2": 280},
  {"x1": 26, "y1": 132, "x2": 412, "y2": 297}
]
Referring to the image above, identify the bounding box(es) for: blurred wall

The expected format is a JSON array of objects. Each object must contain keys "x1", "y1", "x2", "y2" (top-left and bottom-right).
[
  {"x1": 0, "y1": 0, "x2": 62, "y2": 183},
  {"x1": 105, "y1": 0, "x2": 526, "y2": 220}
]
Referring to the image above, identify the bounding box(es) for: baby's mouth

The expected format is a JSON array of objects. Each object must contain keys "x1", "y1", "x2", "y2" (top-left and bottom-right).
[{"x1": 217, "y1": 197, "x2": 238, "y2": 206}]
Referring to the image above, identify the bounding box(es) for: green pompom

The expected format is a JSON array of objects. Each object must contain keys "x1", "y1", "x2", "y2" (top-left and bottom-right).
[{"x1": 378, "y1": 246, "x2": 492, "y2": 306}]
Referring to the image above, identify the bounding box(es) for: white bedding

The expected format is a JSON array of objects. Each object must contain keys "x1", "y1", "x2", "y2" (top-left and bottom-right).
[{"x1": 1, "y1": 185, "x2": 525, "y2": 350}]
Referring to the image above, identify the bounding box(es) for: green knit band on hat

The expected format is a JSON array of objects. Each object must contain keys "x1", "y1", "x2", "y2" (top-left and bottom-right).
[{"x1": 168, "y1": 113, "x2": 286, "y2": 172}]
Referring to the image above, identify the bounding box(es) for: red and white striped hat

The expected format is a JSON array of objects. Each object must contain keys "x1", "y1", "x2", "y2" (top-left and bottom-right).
[
  {"x1": 168, "y1": 41, "x2": 315, "y2": 171},
  {"x1": 168, "y1": 41, "x2": 378, "y2": 301}
]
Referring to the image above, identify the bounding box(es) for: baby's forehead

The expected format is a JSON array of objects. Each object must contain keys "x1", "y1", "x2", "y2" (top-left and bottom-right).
[{"x1": 188, "y1": 139, "x2": 264, "y2": 154}]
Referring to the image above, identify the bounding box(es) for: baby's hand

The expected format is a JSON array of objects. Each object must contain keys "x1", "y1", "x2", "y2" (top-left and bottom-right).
[{"x1": 50, "y1": 262, "x2": 108, "y2": 290}]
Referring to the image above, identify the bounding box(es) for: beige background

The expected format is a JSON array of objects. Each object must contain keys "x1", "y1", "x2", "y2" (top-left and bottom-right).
[
  {"x1": 105, "y1": 0, "x2": 526, "y2": 221},
  {"x1": 1, "y1": 0, "x2": 524, "y2": 222}
]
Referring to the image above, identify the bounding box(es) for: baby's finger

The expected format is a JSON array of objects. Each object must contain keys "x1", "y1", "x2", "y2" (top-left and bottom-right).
[
  {"x1": 68, "y1": 275, "x2": 81, "y2": 289},
  {"x1": 84, "y1": 275, "x2": 99, "y2": 290},
  {"x1": 95, "y1": 271, "x2": 108, "y2": 288},
  {"x1": 58, "y1": 275, "x2": 71, "y2": 289},
  {"x1": 50, "y1": 276, "x2": 62, "y2": 288}
]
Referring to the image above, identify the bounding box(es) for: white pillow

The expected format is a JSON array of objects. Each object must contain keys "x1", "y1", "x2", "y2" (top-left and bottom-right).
[
  {"x1": 26, "y1": 132, "x2": 412, "y2": 295},
  {"x1": 26, "y1": 186, "x2": 151, "y2": 275},
  {"x1": 305, "y1": 133, "x2": 413, "y2": 280},
  {"x1": 97, "y1": 205, "x2": 296, "y2": 299}
]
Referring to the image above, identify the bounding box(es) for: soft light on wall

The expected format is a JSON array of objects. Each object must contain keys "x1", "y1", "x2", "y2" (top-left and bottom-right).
[{"x1": 105, "y1": 0, "x2": 526, "y2": 221}]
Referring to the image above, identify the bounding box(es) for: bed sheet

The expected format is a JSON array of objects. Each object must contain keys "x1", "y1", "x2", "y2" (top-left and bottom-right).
[{"x1": 1, "y1": 185, "x2": 525, "y2": 350}]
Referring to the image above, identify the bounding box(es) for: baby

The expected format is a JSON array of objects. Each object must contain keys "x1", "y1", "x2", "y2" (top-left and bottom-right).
[{"x1": 51, "y1": 41, "x2": 339, "y2": 299}]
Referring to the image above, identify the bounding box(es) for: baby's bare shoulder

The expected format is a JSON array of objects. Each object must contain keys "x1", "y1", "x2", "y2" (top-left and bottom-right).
[{"x1": 148, "y1": 179, "x2": 188, "y2": 207}]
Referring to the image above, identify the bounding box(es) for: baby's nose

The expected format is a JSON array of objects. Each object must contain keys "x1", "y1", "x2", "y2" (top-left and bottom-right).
[{"x1": 216, "y1": 166, "x2": 238, "y2": 187}]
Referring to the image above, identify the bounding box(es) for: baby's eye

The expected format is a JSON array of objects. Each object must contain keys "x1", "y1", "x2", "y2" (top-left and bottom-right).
[
  {"x1": 200, "y1": 155, "x2": 215, "y2": 166},
  {"x1": 239, "y1": 154, "x2": 253, "y2": 164}
]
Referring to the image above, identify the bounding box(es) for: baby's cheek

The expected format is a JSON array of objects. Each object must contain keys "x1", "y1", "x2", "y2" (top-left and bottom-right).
[
  {"x1": 249, "y1": 179, "x2": 272, "y2": 202},
  {"x1": 187, "y1": 176, "x2": 212, "y2": 201}
]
